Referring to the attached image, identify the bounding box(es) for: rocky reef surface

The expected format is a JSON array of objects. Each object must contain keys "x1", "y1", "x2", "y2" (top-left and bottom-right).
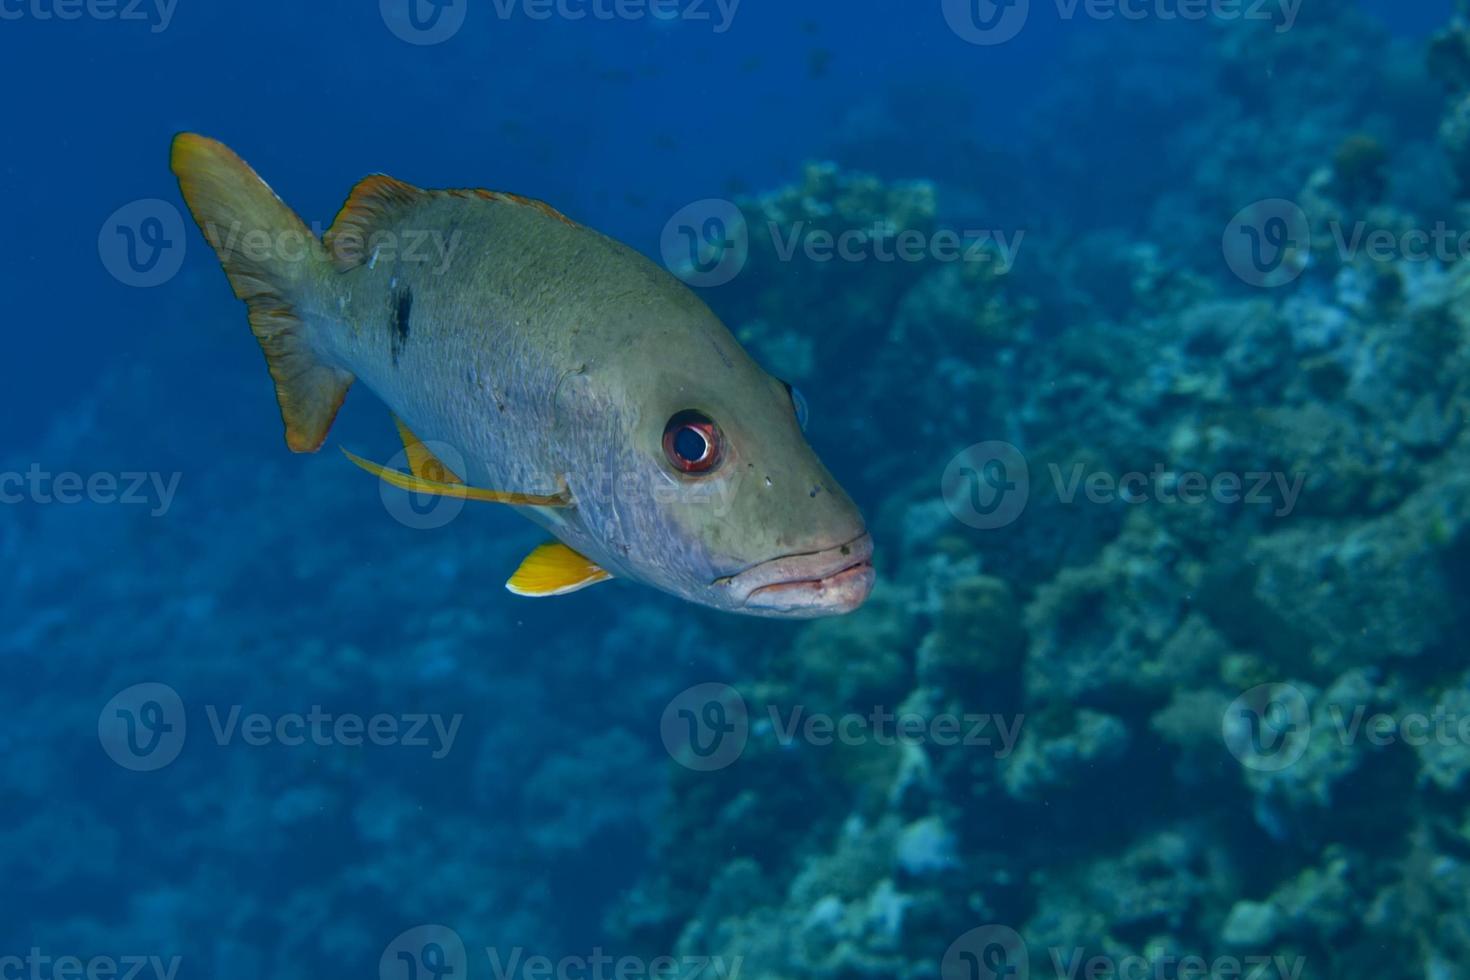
[
  {"x1": 5, "y1": 5, "x2": 1470, "y2": 980},
  {"x1": 606, "y1": 9, "x2": 1470, "y2": 979}
]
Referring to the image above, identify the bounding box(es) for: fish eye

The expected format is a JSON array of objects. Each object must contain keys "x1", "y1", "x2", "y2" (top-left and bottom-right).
[
  {"x1": 782, "y1": 381, "x2": 809, "y2": 431},
  {"x1": 663, "y1": 410, "x2": 723, "y2": 474}
]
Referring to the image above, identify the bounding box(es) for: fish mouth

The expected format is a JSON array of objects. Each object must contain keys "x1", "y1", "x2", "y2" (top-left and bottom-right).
[{"x1": 719, "y1": 533, "x2": 875, "y2": 618}]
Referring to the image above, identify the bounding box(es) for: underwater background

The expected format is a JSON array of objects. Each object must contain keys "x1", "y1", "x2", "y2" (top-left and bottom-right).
[{"x1": 6, "y1": 0, "x2": 1470, "y2": 977}]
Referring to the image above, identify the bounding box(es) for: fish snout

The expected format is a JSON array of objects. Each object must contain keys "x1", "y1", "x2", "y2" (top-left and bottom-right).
[{"x1": 718, "y1": 532, "x2": 874, "y2": 618}]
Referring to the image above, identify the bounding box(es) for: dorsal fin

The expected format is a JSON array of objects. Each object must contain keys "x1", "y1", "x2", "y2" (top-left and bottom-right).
[
  {"x1": 393, "y1": 416, "x2": 463, "y2": 484},
  {"x1": 464, "y1": 189, "x2": 577, "y2": 227},
  {"x1": 324, "y1": 175, "x2": 580, "y2": 272},
  {"x1": 324, "y1": 174, "x2": 426, "y2": 271}
]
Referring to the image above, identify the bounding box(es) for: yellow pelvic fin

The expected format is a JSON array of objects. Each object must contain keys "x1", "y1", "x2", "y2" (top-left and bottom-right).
[
  {"x1": 506, "y1": 542, "x2": 613, "y2": 597},
  {"x1": 340, "y1": 447, "x2": 572, "y2": 506},
  {"x1": 393, "y1": 416, "x2": 463, "y2": 484}
]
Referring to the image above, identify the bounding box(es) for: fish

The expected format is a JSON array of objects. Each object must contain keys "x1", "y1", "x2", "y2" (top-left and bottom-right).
[{"x1": 169, "y1": 134, "x2": 874, "y2": 618}]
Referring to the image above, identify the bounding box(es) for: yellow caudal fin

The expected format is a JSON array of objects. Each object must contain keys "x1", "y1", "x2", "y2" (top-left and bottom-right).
[
  {"x1": 506, "y1": 542, "x2": 613, "y2": 597},
  {"x1": 393, "y1": 416, "x2": 463, "y2": 484},
  {"x1": 340, "y1": 447, "x2": 573, "y2": 507},
  {"x1": 171, "y1": 133, "x2": 353, "y2": 452}
]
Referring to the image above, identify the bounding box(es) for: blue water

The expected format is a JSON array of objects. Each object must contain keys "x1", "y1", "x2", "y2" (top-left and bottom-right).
[{"x1": 4, "y1": 2, "x2": 1469, "y2": 978}]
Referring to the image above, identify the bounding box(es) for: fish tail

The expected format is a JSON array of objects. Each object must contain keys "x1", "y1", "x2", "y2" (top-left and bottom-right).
[{"x1": 170, "y1": 133, "x2": 353, "y2": 453}]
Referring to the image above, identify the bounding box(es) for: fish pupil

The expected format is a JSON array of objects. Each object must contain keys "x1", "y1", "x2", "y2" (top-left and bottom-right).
[
  {"x1": 662, "y1": 410, "x2": 722, "y2": 474},
  {"x1": 674, "y1": 426, "x2": 709, "y2": 462}
]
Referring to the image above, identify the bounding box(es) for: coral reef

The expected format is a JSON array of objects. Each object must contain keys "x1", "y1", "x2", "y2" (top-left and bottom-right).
[{"x1": 596, "y1": 11, "x2": 1470, "y2": 980}]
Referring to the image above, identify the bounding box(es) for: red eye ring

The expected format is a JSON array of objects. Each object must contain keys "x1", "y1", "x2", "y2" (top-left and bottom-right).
[{"x1": 663, "y1": 410, "x2": 723, "y2": 474}]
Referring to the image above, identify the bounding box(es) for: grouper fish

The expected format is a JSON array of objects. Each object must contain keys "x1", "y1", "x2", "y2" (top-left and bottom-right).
[{"x1": 170, "y1": 134, "x2": 874, "y2": 618}]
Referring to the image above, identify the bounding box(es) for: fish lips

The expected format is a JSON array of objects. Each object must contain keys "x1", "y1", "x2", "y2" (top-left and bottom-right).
[{"x1": 719, "y1": 532, "x2": 875, "y2": 618}]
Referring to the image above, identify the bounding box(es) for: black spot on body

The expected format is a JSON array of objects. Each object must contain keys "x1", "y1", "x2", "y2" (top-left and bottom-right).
[{"x1": 390, "y1": 285, "x2": 413, "y2": 365}]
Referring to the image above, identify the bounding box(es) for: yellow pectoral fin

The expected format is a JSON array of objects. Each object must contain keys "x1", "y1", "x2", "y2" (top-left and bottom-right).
[
  {"x1": 506, "y1": 542, "x2": 613, "y2": 597},
  {"x1": 340, "y1": 447, "x2": 572, "y2": 506},
  {"x1": 393, "y1": 416, "x2": 464, "y2": 484}
]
